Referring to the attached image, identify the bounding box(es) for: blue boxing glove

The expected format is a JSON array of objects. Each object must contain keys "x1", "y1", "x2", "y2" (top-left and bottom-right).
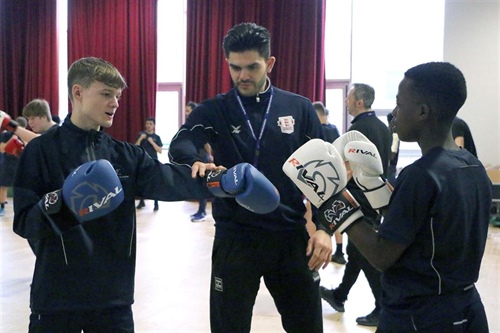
[
  {"x1": 38, "y1": 159, "x2": 124, "y2": 238},
  {"x1": 62, "y1": 159, "x2": 124, "y2": 221},
  {"x1": 206, "y1": 163, "x2": 280, "y2": 214}
]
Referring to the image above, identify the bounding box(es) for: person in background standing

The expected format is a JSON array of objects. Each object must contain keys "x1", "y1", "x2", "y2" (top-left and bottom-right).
[
  {"x1": 135, "y1": 117, "x2": 163, "y2": 211},
  {"x1": 185, "y1": 101, "x2": 213, "y2": 222},
  {"x1": 313, "y1": 101, "x2": 340, "y2": 142},
  {"x1": 320, "y1": 83, "x2": 391, "y2": 327}
]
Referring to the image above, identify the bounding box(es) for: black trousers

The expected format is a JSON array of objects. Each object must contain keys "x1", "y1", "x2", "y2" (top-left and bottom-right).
[
  {"x1": 210, "y1": 229, "x2": 323, "y2": 333},
  {"x1": 28, "y1": 305, "x2": 134, "y2": 333},
  {"x1": 333, "y1": 239, "x2": 382, "y2": 312},
  {"x1": 376, "y1": 287, "x2": 489, "y2": 332}
]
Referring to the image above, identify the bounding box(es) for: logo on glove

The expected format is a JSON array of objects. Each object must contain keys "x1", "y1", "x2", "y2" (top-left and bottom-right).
[
  {"x1": 232, "y1": 167, "x2": 240, "y2": 185},
  {"x1": 65, "y1": 181, "x2": 123, "y2": 218},
  {"x1": 287, "y1": 158, "x2": 342, "y2": 201},
  {"x1": 79, "y1": 186, "x2": 122, "y2": 218},
  {"x1": 323, "y1": 199, "x2": 354, "y2": 230},
  {"x1": 346, "y1": 148, "x2": 377, "y2": 158}
]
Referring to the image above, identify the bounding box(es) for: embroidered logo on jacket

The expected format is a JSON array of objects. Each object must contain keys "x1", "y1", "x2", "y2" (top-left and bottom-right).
[
  {"x1": 277, "y1": 116, "x2": 295, "y2": 134},
  {"x1": 231, "y1": 125, "x2": 241, "y2": 134}
]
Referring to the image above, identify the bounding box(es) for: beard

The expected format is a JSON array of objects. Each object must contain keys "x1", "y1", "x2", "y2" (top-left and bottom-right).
[{"x1": 235, "y1": 76, "x2": 267, "y2": 97}]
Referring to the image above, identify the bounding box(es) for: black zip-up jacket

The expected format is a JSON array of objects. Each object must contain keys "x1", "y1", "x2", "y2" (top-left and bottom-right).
[
  {"x1": 169, "y1": 86, "x2": 324, "y2": 237},
  {"x1": 13, "y1": 115, "x2": 210, "y2": 313}
]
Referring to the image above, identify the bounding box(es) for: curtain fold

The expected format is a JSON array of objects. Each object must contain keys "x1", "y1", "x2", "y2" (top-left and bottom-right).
[
  {"x1": 0, "y1": 0, "x2": 58, "y2": 118},
  {"x1": 186, "y1": 0, "x2": 326, "y2": 104},
  {"x1": 68, "y1": 0, "x2": 157, "y2": 142}
]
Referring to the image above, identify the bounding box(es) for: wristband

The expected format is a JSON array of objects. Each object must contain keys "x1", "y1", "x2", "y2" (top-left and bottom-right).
[{"x1": 317, "y1": 189, "x2": 363, "y2": 235}]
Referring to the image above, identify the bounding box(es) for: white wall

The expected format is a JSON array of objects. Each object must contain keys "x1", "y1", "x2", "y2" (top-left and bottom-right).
[{"x1": 444, "y1": 1, "x2": 500, "y2": 166}]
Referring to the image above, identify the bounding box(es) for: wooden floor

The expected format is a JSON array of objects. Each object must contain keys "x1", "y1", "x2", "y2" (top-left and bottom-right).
[{"x1": 1, "y1": 200, "x2": 499, "y2": 333}]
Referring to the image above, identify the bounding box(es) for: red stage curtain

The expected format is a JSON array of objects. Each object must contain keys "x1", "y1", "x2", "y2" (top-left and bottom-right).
[
  {"x1": 0, "y1": 0, "x2": 58, "y2": 118},
  {"x1": 186, "y1": 0, "x2": 326, "y2": 104},
  {"x1": 68, "y1": 0, "x2": 157, "y2": 142}
]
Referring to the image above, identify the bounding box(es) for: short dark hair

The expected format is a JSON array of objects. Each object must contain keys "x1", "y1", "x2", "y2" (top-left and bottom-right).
[
  {"x1": 352, "y1": 83, "x2": 375, "y2": 109},
  {"x1": 404, "y1": 62, "x2": 467, "y2": 121},
  {"x1": 146, "y1": 117, "x2": 155, "y2": 125},
  {"x1": 222, "y1": 22, "x2": 271, "y2": 59},
  {"x1": 312, "y1": 101, "x2": 328, "y2": 116}
]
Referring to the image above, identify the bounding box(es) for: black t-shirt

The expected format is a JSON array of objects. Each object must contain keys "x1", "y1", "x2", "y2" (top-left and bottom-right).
[
  {"x1": 135, "y1": 132, "x2": 163, "y2": 160},
  {"x1": 378, "y1": 147, "x2": 491, "y2": 330}
]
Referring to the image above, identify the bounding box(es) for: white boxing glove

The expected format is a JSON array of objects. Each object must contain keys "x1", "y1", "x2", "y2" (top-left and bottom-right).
[
  {"x1": 283, "y1": 139, "x2": 363, "y2": 234},
  {"x1": 333, "y1": 131, "x2": 393, "y2": 210}
]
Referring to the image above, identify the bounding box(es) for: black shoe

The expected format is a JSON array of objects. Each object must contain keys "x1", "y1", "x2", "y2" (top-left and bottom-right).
[
  {"x1": 331, "y1": 252, "x2": 347, "y2": 264},
  {"x1": 136, "y1": 200, "x2": 145, "y2": 209},
  {"x1": 154, "y1": 205, "x2": 159, "y2": 211},
  {"x1": 319, "y1": 286, "x2": 345, "y2": 312},
  {"x1": 356, "y1": 311, "x2": 379, "y2": 327}
]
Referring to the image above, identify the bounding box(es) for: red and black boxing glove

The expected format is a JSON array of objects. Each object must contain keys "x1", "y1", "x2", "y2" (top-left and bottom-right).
[
  {"x1": 4, "y1": 137, "x2": 24, "y2": 157},
  {"x1": 0, "y1": 110, "x2": 19, "y2": 132}
]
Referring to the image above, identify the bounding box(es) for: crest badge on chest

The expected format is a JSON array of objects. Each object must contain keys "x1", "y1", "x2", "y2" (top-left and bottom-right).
[{"x1": 277, "y1": 116, "x2": 295, "y2": 134}]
